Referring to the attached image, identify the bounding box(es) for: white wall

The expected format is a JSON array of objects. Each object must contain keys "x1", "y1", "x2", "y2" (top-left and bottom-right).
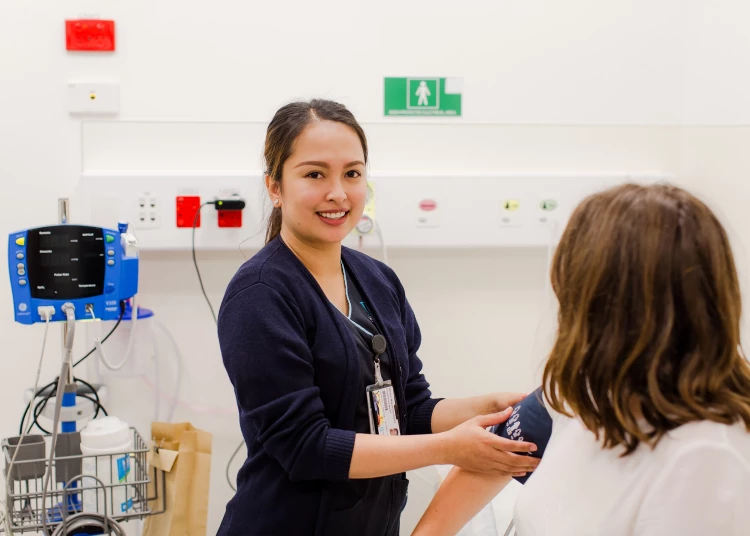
[{"x1": 1, "y1": 1, "x2": 749, "y2": 535}]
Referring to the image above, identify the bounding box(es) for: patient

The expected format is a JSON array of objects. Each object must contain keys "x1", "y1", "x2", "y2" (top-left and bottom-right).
[{"x1": 414, "y1": 183, "x2": 750, "y2": 535}]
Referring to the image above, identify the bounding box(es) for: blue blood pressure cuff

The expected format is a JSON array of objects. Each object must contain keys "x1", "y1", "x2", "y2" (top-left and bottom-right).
[{"x1": 492, "y1": 386, "x2": 553, "y2": 484}]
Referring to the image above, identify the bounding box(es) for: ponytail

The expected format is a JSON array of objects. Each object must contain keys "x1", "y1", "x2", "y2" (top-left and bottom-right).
[{"x1": 265, "y1": 206, "x2": 282, "y2": 244}]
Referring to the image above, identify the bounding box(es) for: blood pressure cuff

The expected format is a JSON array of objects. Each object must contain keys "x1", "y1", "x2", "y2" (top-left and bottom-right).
[{"x1": 492, "y1": 386, "x2": 553, "y2": 484}]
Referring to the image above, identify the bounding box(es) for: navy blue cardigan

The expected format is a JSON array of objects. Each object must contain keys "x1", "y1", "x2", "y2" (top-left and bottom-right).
[{"x1": 216, "y1": 237, "x2": 441, "y2": 535}]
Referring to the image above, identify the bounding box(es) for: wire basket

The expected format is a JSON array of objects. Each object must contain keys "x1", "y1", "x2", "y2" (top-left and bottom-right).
[{"x1": 1, "y1": 428, "x2": 165, "y2": 534}]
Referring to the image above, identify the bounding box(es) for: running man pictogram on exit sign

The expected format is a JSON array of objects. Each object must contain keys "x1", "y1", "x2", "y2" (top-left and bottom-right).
[{"x1": 384, "y1": 77, "x2": 463, "y2": 117}]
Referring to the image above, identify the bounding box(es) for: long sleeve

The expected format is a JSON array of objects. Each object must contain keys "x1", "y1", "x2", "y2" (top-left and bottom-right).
[
  {"x1": 218, "y1": 282, "x2": 355, "y2": 481},
  {"x1": 635, "y1": 442, "x2": 750, "y2": 534}
]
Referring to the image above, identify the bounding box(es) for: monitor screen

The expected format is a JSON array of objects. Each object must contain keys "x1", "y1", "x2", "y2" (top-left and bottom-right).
[{"x1": 26, "y1": 226, "x2": 106, "y2": 300}]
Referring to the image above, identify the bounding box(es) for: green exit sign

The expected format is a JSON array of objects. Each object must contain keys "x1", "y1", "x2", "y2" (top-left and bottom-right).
[{"x1": 384, "y1": 77, "x2": 462, "y2": 117}]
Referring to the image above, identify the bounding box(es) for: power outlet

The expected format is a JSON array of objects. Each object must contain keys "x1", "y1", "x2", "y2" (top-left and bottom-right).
[
  {"x1": 176, "y1": 196, "x2": 202, "y2": 228},
  {"x1": 499, "y1": 198, "x2": 523, "y2": 227},
  {"x1": 134, "y1": 193, "x2": 161, "y2": 229},
  {"x1": 416, "y1": 196, "x2": 440, "y2": 228},
  {"x1": 535, "y1": 198, "x2": 560, "y2": 227},
  {"x1": 218, "y1": 210, "x2": 243, "y2": 228}
]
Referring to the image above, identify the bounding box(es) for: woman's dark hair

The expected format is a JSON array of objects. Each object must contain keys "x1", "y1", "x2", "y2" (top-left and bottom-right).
[
  {"x1": 263, "y1": 99, "x2": 368, "y2": 244},
  {"x1": 543, "y1": 183, "x2": 750, "y2": 455}
]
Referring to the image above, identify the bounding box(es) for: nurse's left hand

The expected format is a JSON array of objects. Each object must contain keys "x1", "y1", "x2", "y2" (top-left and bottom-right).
[
  {"x1": 484, "y1": 392, "x2": 527, "y2": 414},
  {"x1": 431, "y1": 391, "x2": 530, "y2": 434}
]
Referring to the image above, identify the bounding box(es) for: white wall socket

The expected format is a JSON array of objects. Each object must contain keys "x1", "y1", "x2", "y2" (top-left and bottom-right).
[
  {"x1": 499, "y1": 197, "x2": 523, "y2": 227},
  {"x1": 535, "y1": 197, "x2": 560, "y2": 227},
  {"x1": 67, "y1": 81, "x2": 120, "y2": 115},
  {"x1": 416, "y1": 196, "x2": 441, "y2": 228},
  {"x1": 134, "y1": 193, "x2": 161, "y2": 229}
]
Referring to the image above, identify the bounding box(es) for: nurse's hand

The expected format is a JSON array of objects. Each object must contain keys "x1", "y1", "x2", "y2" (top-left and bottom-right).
[
  {"x1": 486, "y1": 392, "x2": 528, "y2": 413},
  {"x1": 440, "y1": 408, "x2": 540, "y2": 476}
]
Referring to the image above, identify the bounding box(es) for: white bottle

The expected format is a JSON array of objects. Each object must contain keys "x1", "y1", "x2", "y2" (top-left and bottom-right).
[{"x1": 80, "y1": 416, "x2": 134, "y2": 515}]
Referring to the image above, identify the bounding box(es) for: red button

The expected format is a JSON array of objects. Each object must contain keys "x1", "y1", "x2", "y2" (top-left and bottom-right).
[{"x1": 419, "y1": 199, "x2": 437, "y2": 212}]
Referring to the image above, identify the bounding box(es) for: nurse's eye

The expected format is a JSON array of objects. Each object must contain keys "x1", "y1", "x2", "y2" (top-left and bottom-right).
[
  {"x1": 345, "y1": 170, "x2": 362, "y2": 178},
  {"x1": 306, "y1": 171, "x2": 324, "y2": 179}
]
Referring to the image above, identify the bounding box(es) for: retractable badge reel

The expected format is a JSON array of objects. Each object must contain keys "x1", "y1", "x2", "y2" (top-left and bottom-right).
[{"x1": 366, "y1": 334, "x2": 401, "y2": 436}]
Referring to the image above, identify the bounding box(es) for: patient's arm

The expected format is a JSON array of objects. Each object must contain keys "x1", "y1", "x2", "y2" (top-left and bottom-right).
[{"x1": 412, "y1": 467, "x2": 512, "y2": 536}]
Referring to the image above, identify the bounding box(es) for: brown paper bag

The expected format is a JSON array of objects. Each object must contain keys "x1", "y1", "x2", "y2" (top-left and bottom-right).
[{"x1": 143, "y1": 422, "x2": 213, "y2": 536}]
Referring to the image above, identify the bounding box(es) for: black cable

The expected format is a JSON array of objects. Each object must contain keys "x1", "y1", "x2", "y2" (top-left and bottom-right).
[
  {"x1": 76, "y1": 394, "x2": 108, "y2": 416},
  {"x1": 74, "y1": 377, "x2": 101, "y2": 411},
  {"x1": 73, "y1": 300, "x2": 126, "y2": 368},
  {"x1": 20, "y1": 302, "x2": 124, "y2": 432},
  {"x1": 192, "y1": 201, "x2": 241, "y2": 493},
  {"x1": 19, "y1": 380, "x2": 58, "y2": 435},
  {"x1": 192, "y1": 201, "x2": 218, "y2": 324},
  {"x1": 29, "y1": 390, "x2": 110, "y2": 434},
  {"x1": 30, "y1": 391, "x2": 53, "y2": 434},
  {"x1": 226, "y1": 440, "x2": 244, "y2": 492}
]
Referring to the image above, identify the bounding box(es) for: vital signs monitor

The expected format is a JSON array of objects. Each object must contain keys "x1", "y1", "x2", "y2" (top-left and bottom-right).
[{"x1": 8, "y1": 223, "x2": 138, "y2": 324}]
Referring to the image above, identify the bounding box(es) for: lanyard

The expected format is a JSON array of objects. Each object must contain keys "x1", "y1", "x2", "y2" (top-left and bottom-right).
[{"x1": 340, "y1": 262, "x2": 387, "y2": 385}]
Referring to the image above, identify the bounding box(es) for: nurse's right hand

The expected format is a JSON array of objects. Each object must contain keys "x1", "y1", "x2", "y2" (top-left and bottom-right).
[{"x1": 440, "y1": 408, "x2": 541, "y2": 476}]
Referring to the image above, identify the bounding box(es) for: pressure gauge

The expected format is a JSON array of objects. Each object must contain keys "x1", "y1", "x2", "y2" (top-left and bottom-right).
[{"x1": 356, "y1": 215, "x2": 374, "y2": 235}]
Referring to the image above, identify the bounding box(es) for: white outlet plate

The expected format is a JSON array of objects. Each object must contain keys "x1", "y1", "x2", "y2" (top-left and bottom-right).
[
  {"x1": 499, "y1": 196, "x2": 523, "y2": 227},
  {"x1": 67, "y1": 81, "x2": 120, "y2": 115},
  {"x1": 74, "y1": 171, "x2": 670, "y2": 250},
  {"x1": 416, "y1": 196, "x2": 441, "y2": 228},
  {"x1": 534, "y1": 196, "x2": 562, "y2": 227},
  {"x1": 134, "y1": 193, "x2": 161, "y2": 229}
]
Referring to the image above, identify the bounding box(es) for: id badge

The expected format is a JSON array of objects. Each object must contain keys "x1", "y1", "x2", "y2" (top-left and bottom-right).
[{"x1": 366, "y1": 381, "x2": 401, "y2": 436}]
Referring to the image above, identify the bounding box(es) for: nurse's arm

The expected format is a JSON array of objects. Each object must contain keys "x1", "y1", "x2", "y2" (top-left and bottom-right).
[
  {"x1": 430, "y1": 393, "x2": 525, "y2": 433},
  {"x1": 412, "y1": 467, "x2": 511, "y2": 536},
  {"x1": 348, "y1": 411, "x2": 539, "y2": 479}
]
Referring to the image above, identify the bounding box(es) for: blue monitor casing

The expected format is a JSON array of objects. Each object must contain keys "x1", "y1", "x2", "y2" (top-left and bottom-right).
[{"x1": 8, "y1": 224, "x2": 138, "y2": 324}]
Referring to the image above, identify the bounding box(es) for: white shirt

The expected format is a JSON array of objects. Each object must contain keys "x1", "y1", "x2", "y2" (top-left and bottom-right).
[{"x1": 513, "y1": 409, "x2": 750, "y2": 535}]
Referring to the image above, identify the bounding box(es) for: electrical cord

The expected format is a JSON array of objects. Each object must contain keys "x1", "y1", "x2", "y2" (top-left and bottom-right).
[
  {"x1": 72, "y1": 377, "x2": 102, "y2": 412},
  {"x1": 4, "y1": 313, "x2": 51, "y2": 535},
  {"x1": 18, "y1": 380, "x2": 57, "y2": 435},
  {"x1": 191, "y1": 201, "x2": 245, "y2": 490},
  {"x1": 17, "y1": 301, "x2": 123, "y2": 431},
  {"x1": 153, "y1": 320, "x2": 183, "y2": 423},
  {"x1": 73, "y1": 300, "x2": 126, "y2": 368},
  {"x1": 192, "y1": 201, "x2": 218, "y2": 323},
  {"x1": 89, "y1": 299, "x2": 139, "y2": 371},
  {"x1": 226, "y1": 440, "x2": 244, "y2": 492},
  {"x1": 41, "y1": 303, "x2": 76, "y2": 536},
  {"x1": 73, "y1": 394, "x2": 108, "y2": 416},
  {"x1": 29, "y1": 380, "x2": 108, "y2": 435}
]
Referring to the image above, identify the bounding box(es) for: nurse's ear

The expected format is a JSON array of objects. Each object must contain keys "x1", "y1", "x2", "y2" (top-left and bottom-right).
[{"x1": 265, "y1": 173, "x2": 281, "y2": 206}]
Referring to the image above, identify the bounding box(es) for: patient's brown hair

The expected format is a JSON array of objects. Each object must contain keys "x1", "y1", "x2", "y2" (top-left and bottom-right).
[{"x1": 543, "y1": 183, "x2": 750, "y2": 455}]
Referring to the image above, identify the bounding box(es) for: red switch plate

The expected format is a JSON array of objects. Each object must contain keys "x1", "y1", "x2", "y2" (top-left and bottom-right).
[
  {"x1": 176, "y1": 196, "x2": 201, "y2": 228},
  {"x1": 218, "y1": 210, "x2": 243, "y2": 228},
  {"x1": 66, "y1": 20, "x2": 116, "y2": 51}
]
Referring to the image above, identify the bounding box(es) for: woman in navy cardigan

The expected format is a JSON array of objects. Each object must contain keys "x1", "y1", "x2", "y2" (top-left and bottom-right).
[{"x1": 216, "y1": 99, "x2": 540, "y2": 536}]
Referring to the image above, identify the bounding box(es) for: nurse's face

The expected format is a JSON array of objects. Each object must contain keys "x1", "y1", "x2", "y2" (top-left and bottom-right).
[{"x1": 274, "y1": 120, "x2": 367, "y2": 247}]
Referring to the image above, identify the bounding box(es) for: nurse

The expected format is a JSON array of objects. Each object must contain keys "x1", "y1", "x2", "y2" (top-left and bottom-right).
[{"x1": 216, "y1": 99, "x2": 540, "y2": 536}]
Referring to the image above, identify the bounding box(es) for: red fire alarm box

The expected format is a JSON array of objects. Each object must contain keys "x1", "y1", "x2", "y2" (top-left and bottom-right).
[{"x1": 66, "y1": 20, "x2": 116, "y2": 51}]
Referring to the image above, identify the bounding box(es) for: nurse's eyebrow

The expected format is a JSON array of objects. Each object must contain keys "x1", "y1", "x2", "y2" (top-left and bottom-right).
[
  {"x1": 295, "y1": 160, "x2": 365, "y2": 168},
  {"x1": 295, "y1": 161, "x2": 329, "y2": 168}
]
